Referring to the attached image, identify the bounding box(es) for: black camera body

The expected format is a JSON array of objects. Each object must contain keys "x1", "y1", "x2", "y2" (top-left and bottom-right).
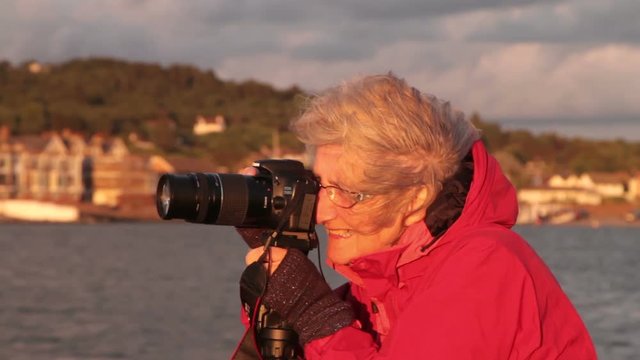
[{"x1": 156, "y1": 159, "x2": 319, "y2": 251}]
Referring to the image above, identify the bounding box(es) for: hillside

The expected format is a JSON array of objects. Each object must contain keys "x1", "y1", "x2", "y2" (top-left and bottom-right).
[
  {"x1": 1, "y1": 58, "x2": 639, "y2": 180},
  {"x1": 0, "y1": 58, "x2": 305, "y2": 167}
]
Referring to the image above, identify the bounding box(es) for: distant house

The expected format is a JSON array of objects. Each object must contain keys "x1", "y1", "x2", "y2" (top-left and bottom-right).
[
  {"x1": 4, "y1": 132, "x2": 86, "y2": 201},
  {"x1": 548, "y1": 174, "x2": 589, "y2": 189},
  {"x1": 516, "y1": 186, "x2": 602, "y2": 224},
  {"x1": 0, "y1": 127, "x2": 16, "y2": 198},
  {"x1": 548, "y1": 172, "x2": 631, "y2": 200},
  {"x1": 27, "y1": 61, "x2": 51, "y2": 74},
  {"x1": 518, "y1": 186, "x2": 602, "y2": 206},
  {"x1": 0, "y1": 130, "x2": 166, "y2": 208},
  {"x1": 590, "y1": 172, "x2": 631, "y2": 199},
  {"x1": 193, "y1": 115, "x2": 226, "y2": 135},
  {"x1": 89, "y1": 136, "x2": 159, "y2": 207},
  {"x1": 628, "y1": 175, "x2": 640, "y2": 202}
]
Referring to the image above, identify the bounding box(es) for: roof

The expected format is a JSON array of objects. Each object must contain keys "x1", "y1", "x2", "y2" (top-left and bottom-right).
[
  {"x1": 11, "y1": 135, "x2": 49, "y2": 153},
  {"x1": 588, "y1": 172, "x2": 630, "y2": 184}
]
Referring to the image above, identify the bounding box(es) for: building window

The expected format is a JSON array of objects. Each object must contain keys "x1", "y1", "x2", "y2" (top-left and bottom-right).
[
  {"x1": 39, "y1": 173, "x2": 49, "y2": 188},
  {"x1": 59, "y1": 174, "x2": 72, "y2": 188},
  {"x1": 42, "y1": 160, "x2": 52, "y2": 172}
]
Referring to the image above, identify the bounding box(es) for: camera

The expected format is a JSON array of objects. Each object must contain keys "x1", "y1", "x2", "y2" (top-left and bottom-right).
[
  {"x1": 155, "y1": 159, "x2": 320, "y2": 251},
  {"x1": 157, "y1": 159, "x2": 318, "y2": 359}
]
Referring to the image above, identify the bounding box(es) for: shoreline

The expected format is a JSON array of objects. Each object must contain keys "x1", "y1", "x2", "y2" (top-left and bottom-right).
[
  {"x1": 2, "y1": 199, "x2": 638, "y2": 227},
  {"x1": 2, "y1": 216, "x2": 639, "y2": 228}
]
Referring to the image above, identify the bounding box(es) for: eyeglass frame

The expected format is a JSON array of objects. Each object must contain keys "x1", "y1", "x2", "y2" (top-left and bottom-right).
[{"x1": 318, "y1": 183, "x2": 373, "y2": 209}]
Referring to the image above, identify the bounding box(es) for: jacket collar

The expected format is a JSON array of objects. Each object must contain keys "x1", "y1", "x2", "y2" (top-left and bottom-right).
[{"x1": 331, "y1": 221, "x2": 431, "y2": 295}]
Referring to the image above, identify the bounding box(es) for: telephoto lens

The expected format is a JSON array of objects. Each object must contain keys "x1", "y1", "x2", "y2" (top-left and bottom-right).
[
  {"x1": 156, "y1": 172, "x2": 272, "y2": 226},
  {"x1": 156, "y1": 159, "x2": 320, "y2": 251}
]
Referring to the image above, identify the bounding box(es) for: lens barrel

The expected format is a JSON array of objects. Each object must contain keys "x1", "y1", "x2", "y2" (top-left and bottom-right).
[{"x1": 156, "y1": 172, "x2": 272, "y2": 226}]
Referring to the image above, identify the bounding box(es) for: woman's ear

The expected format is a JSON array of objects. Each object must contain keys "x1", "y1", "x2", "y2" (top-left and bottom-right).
[{"x1": 403, "y1": 186, "x2": 429, "y2": 226}]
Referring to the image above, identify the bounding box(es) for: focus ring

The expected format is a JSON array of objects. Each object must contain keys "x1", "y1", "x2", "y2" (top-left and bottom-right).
[{"x1": 216, "y1": 174, "x2": 249, "y2": 225}]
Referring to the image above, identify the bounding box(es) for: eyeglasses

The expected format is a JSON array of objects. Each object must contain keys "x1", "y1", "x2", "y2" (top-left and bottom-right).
[{"x1": 319, "y1": 183, "x2": 373, "y2": 209}]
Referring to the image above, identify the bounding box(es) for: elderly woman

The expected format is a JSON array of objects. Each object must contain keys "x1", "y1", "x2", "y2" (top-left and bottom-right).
[{"x1": 239, "y1": 74, "x2": 596, "y2": 359}]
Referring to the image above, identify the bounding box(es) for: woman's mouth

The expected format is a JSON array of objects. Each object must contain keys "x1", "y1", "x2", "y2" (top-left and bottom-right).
[{"x1": 327, "y1": 229, "x2": 352, "y2": 239}]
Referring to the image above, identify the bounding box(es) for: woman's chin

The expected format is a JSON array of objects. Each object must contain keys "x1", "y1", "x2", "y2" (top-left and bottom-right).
[{"x1": 327, "y1": 249, "x2": 352, "y2": 266}]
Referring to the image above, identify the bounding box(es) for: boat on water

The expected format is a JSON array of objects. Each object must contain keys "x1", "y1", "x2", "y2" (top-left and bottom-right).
[
  {"x1": 0, "y1": 199, "x2": 79, "y2": 222},
  {"x1": 536, "y1": 208, "x2": 589, "y2": 225}
]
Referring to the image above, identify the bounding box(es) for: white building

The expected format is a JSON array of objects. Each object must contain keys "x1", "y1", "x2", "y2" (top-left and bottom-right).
[
  {"x1": 193, "y1": 115, "x2": 226, "y2": 135},
  {"x1": 518, "y1": 187, "x2": 602, "y2": 206},
  {"x1": 548, "y1": 172, "x2": 631, "y2": 200}
]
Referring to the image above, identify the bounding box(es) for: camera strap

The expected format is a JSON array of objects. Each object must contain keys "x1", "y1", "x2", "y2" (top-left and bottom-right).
[
  {"x1": 233, "y1": 260, "x2": 268, "y2": 359},
  {"x1": 238, "y1": 253, "x2": 302, "y2": 359},
  {"x1": 240, "y1": 260, "x2": 268, "y2": 322}
]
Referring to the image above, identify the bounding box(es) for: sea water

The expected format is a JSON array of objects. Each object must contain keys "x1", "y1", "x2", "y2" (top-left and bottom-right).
[{"x1": 0, "y1": 223, "x2": 638, "y2": 359}]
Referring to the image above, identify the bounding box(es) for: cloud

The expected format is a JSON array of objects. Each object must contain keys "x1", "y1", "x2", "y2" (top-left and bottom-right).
[
  {"x1": 216, "y1": 41, "x2": 640, "y2": 122},
  {"x1": 2, "y1": 0, "x2": 568, "y2": 64},
  {"x1": 427, "y1": 43, "x2": 640, "y2": 120},
  {"x1": 319, "y1": 0, "x2": 558, "y2": 21},
  {"x1": 458, "y1": 0, "x2": 640, "y2": 44},
  {"x1": 0, "y1": 0, "x2": 639, "y2": 124}
]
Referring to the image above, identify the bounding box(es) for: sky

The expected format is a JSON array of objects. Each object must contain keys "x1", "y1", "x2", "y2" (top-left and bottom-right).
[{"x1": 1, "y1": 0, "x2": 639, "y2": 140}]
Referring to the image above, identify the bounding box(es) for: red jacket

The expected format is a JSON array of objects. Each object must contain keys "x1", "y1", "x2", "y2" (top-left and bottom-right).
[{"x1": 304, "y1": 141, "x2": 596, "y2": 359}]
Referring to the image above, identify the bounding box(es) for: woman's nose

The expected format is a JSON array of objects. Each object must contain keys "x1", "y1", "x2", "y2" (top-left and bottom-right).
[{"x1": 316, "y1": 187, "x2": 337, "y2": 224}]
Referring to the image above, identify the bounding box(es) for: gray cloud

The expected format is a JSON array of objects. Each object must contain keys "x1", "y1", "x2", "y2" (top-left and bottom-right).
[
  {"x1": 1, "y1": 0, "x2": 627, "y2": 65},
  {"x1": 332, "y1": 0, "x2": 559, "y2": 20},
  {"x1": 0, "y1": 0, "x2": 638, "y2": 126},
  {"x1": 467, "y1": 0, "x2": 640, "y2": 44}
]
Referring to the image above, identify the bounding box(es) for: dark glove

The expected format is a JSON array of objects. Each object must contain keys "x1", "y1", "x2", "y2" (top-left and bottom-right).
[
  {"x1": 261, "y1": 248, "x2": 355, "y2": 345},
  {"x1": 236, "y1": 228, "x2": 270, "y2": 249}
]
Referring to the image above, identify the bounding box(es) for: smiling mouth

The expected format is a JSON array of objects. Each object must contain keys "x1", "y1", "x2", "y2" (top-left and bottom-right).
[{"x1": 328, "y1": 229, "x2": 352, "y2": 238}]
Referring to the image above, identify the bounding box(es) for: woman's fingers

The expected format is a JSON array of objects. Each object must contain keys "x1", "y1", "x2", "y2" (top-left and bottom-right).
[{"x1": 245, "y1": 246, "x2": 288, "y2": 274}]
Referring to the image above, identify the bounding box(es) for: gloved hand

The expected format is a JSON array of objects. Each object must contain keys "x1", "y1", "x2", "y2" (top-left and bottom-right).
[
  {"x1": 236, "y1": 228, "x2": 271, "y2": 249},
  {"x1": 256, "y1": 248, "x2": 355, "y2": 345}
]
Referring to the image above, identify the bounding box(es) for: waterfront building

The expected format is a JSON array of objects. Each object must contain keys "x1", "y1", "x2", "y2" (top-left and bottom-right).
[
  {"x1": 548, "y1": 172, "x2": 633, "y2": 201},
  {"x1": 0, "y1": 129, "x2": 165, "y2": 209},
  {"x1": 193, "y1": 115, "x2": 226, "y2": 135}
]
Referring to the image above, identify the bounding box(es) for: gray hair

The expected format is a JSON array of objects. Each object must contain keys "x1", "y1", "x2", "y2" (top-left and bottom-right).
[{"x1": 291, "y1": 73, "x2": 480, "y2": 207}]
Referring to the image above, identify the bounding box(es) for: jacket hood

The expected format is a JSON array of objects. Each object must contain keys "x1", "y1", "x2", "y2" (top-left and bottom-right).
[
  {"x1": 458, "y1": 140, "x2": 519, "y2": 230},
  {"x1": 405, "y1": 139, "x2": 519, "y2": 258}
]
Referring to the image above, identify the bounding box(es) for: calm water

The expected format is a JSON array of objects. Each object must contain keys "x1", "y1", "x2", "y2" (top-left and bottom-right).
[{"x1": 0, "y1": 223, "x2": 638, "y2": 360}]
